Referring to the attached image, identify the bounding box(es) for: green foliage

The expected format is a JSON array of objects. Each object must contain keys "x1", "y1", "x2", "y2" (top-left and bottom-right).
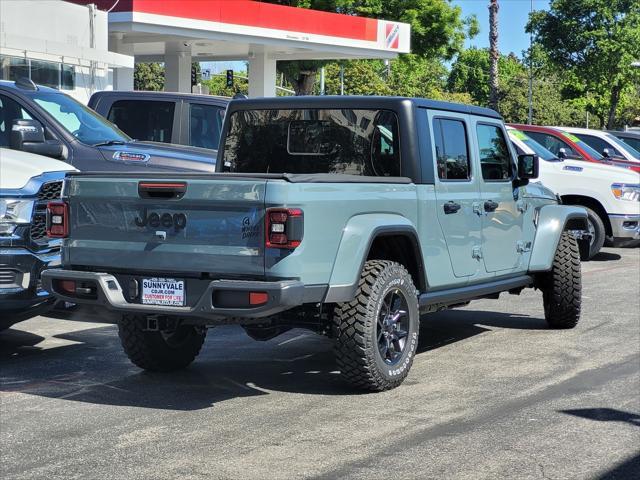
[
  {"x1": 134, "y1": 63, "x2": 164, "y2": 91},
  {"x1": 447, "y1": 48, "x2": 525, "y2": 105},
  {"x1": 202, "y1": 71, "x2": 249, "y2": 97},
  {"x1": 527, "y1": 0, "x2": 640, "y2": 128}
]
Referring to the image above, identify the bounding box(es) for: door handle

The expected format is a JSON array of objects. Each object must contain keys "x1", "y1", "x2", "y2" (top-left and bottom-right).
[
  {"x1": 484, "y1": 200, "x2": 499, "y2": 212},
  {"x1": 443, "y1": 201, "x2": 461, "y2": 214}
]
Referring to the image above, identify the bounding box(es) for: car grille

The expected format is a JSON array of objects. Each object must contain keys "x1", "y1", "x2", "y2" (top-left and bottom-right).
[
  {"x1": 30, "y1": 181, "x2": 63, "y2": 244},
  {"x1": 37, "y1": 181, "x2": 63, "y2": 201},
  {"x1": 30, "y1": 212, "x2": 47, "y2": 241},
  {"x1": 0, "y1": 268, "x2": 18, "y2": 286}
]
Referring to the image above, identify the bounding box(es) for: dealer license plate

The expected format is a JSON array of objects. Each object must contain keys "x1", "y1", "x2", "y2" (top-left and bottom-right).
[{"x1": 141, "y1": 278, "x2": 185, "y2": 306}]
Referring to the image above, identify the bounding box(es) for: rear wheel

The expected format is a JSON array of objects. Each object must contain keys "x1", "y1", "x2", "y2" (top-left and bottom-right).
[
  {"x1": 542, "y1": 232, "x2": 581, "y2": 329},
  {"x1": 117, "y1": 315, "x2": 206, "y2": 371},
  {"x1": 584, "y1": 207, "x2": 606, "y2": 259},
  {"x1": 333, "y1": 260, "x2": 419, "y2": 391}
]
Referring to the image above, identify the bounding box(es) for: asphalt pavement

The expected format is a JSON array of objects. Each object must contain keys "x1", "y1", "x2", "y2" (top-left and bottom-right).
[{"x1": 1, "y1": 247, "x2": 639, "y2": 479}]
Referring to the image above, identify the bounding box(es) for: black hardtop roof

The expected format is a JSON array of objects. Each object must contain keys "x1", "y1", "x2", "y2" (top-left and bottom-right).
[{"x1": 227, "y1": 95, "x2": 501, "y2": 119}]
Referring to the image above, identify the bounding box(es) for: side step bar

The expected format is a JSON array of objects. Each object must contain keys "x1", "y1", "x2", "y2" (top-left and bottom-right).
[{"x1": 419, "y1": 275, "x2": 534, "y2": 308}]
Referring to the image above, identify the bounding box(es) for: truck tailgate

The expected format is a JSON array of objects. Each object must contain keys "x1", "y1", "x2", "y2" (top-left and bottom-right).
[{"x1": 64, "y1": 175, "x2": 266, "y2": 277}]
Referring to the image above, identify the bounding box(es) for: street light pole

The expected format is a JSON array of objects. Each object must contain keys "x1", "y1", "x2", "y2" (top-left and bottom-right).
[{"x1": 527, "y1": 0, "x2": 533, "y2": 124}]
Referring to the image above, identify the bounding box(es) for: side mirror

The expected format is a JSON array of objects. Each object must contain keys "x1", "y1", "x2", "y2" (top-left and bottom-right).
[
  {"x1": 557, "y1": 147, "x2": 568, "y2": 159},
  {"x1": 602, "y1": 148, "x2": 612, "y2": 158},
  {"x1": 11, "y1": 119, "x2": 63, "y2": 159},
  {"x1": 518, "y1": 153, "x2": 539, "y2": 179}
]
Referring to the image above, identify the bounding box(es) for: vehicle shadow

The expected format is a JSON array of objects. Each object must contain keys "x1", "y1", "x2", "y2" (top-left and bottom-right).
[
  {"x1": 590, "y1": 251, "x2": 622, "y2": 261},
  {"x1": 0, "y1": 308, "x2": 549, "y2": 410}
]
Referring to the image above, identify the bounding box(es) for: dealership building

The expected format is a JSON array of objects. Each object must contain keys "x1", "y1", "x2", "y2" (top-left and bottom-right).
[{"x1": 0, "y1": 0, "x2": 410, "y2": 101}]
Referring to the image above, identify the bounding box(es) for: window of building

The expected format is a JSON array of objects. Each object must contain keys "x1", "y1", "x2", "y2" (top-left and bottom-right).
[
  {"x1": 433, "y1": 118, "x2": 470, "y2": 180},
  {"x1": 30, "y1": 60, "x2": 60, "y2": 89},
  {"x1": 107, "y1": 100, "x2": 175, "y2": 143},
  {"x1": 189, "y1": 103, "x2": 224, "y2": 150},
  {"x1": 0, "y1": 55, "x2": 75, "y2": 91},
  {"x1": 476, "y1": 124, "x2": 513, "y2": 181}
]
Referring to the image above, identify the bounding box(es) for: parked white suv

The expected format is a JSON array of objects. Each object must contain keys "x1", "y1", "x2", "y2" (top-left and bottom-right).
[
  {"x1": 0, "y1": 148, "x2": 76, "y2": 330},
  {"x1": 561, "y1": 126, "x2": 640, "y2": 163},
  {"x1": 508, "y1": 127, "x2": 640, "y2": 258}
]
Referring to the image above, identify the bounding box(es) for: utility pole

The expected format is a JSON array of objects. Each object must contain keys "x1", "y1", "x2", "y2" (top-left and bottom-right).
[
  {"x1": 527, "y1": 0, "x2": 533, "y2": 124},
  {"x1": 488, "y1": 0, "x2": 500, "y2": 112},
  {"x1": 340, "y1": 64, "x2": 344, "y2": 95}
]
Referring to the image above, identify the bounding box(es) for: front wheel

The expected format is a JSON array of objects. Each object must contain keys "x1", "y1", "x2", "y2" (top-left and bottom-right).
[
  {"x1": 117, "y1": 315, "x2": 206, "y2": 371},
  {"x1": 541, "y1": 232, "x2": 582, "y2": 329},
  {"x1": 584, "y1": 207, "x2": 606, "y2": 259},
  {"x1": 333, "y1": 260, "x2": 420, "y2": 391}
]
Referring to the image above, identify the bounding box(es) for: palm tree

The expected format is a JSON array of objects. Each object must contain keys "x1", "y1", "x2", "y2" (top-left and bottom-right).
[{"x1": 488, "y1": 0, "x2": 499, "y2": 111}]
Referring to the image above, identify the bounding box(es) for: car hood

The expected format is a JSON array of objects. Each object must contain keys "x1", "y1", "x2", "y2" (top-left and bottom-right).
[
  {"x1": 560, "y1": 158, "x2": 640, "y2": 181},
  {"x1": 0, "y1": 148, "x2": 76, "y2": 190},
  {"x1": 96, "y1": 141, "x2": 216, "y2": 172}
]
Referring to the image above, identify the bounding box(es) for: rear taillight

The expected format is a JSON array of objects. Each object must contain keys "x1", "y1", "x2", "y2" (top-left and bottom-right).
[
  {"x1": 265, "y1": 208, "x2": 303, "y2": 249},
  {"x1": 46, "y1": 201, "x2": 68, "y2": 238}
]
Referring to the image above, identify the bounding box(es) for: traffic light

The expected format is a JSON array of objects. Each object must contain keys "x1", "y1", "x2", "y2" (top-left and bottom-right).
[
  {"x1": 191, "y1": 65, "x2": 198, "y2": 86},
  {"x1": 226, "y1": 69, "x2": 234, "y2": 88}
]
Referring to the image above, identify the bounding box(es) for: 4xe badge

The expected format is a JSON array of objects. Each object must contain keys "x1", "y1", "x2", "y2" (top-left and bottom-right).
[{"x1": 134, "y1": 207, "x2": 187, "y2": 231}]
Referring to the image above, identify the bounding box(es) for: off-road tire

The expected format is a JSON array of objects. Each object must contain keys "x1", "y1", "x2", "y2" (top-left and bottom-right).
[
  {"x1": 333, "y1": 260, "x2": 419, "y2": 391},
  {"x1": 117, "y1": 315, "x2": 206, "y2": 371},
  {"x1": 584, "y1": 207, "x2": 606, "y2": 259},
  {"x1": 542, "y1": 232, "x2": 581, "y2": 329}
]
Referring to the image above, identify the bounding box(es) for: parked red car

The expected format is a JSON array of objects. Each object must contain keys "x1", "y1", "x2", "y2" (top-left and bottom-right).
[{"x1": 509, "y1": 124, "x2": 640, "y2": 173}]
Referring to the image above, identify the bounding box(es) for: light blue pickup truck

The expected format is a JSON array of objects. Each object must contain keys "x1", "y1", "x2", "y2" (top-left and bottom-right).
[{"x1": 42, "y1": 97, "x2": 589, "y2": 391}]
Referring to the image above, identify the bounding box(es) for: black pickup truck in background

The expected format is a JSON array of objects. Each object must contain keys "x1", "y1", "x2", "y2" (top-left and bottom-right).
[
  {"x1": 0, "y1": 79, "x2": 218, "y2": 172},
  {"x1": 88, "y1": 91, "x2": 229, "y2": 155}
]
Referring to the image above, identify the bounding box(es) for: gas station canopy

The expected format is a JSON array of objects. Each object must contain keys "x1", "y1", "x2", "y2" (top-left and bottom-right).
[{"x1": 76, "y1": 0, "x2": 411, "y2": 96}]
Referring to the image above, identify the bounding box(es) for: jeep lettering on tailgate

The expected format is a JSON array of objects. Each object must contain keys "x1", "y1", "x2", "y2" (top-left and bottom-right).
[{"x1": 134, "y1": 208, "x2": 187, "y2": 231}]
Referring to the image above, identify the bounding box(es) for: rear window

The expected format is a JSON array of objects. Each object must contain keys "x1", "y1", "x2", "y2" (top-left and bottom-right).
[{"x1": 221, "y1": 109, "x2": 400, "y2": 176}]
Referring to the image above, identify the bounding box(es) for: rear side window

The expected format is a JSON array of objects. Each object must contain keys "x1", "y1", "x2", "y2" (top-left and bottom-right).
[
  {"x1": 433, "y1": 118, "x2": 470, "y2": 180},
  {"x1": 574, "y1": 133, "x2": 622, "y2": 157},
  {"x1": 189, "y1": 103, "x2": 224, "y2": 150},
  {"x1": 107, "y1": 100, "x2": 174, "y2": 143},
  {"x1": 525, "y1": 131, "x2": 579, "y2": 158},
  {"x1": 222, "y1": 109, "x2": 400, "y2": 176},
  {"x1": 0, "y1": 95, "x2": 33, "y2": 147},
  {"x1": 476, "y1": 124, "x2": 513, "y2": 181}
]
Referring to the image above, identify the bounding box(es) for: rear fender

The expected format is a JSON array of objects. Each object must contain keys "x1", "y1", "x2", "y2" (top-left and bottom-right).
[
  {"x1": 324, "y1": 214, "x2": 422, "y2": 303},
  {"x1": 529, "y1": 205, "x2": 588, "y2": 272}
]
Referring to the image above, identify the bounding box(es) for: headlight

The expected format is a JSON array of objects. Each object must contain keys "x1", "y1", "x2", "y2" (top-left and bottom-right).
[
  {"x1": 611, "y1": 183, "x2": 640, "y2": 202},
  {"x1": 0, "y1": 199, "x2": 35, "y2": 235}
]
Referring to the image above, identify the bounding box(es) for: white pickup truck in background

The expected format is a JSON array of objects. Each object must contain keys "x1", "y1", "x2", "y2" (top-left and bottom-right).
[{"x1": 508, "y1": 127, "x2": 640, "y2": 258}]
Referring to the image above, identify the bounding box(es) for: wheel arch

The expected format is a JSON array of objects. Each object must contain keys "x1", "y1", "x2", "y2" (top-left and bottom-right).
[
  {"x1": 529, "y1": 204, "x2": 588, "y2": 272},
  {"x1": 324, "y1": 214, "x2": 426, "y2": 303},
  {"x1": 560, "y1": 194, "x2": 612, "y2": 236}
]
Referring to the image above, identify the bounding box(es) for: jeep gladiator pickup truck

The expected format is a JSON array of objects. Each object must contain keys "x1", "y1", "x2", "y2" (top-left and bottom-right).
[{"x1": 43, "y1": 97, "x2": 589, "y2": 391}]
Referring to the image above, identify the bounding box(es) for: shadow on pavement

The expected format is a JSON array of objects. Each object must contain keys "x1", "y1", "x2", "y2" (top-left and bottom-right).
[
  {"x1": 0, "y1": 308, "x2": 548, "y2": 410},
  {"x1": 590, "y1": 251, "x2": 622, "y2": 262},
  {"x1": 597, "y1": 451, "x2": 640, "y2": 479},
  {"x1": 560, "y1": 408, "x2": 640, "y2": 427}
]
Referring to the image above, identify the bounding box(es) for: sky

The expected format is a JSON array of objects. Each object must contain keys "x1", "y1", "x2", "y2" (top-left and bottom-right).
[
  {"x1": 202, "y1": 0, "x2": 551, "y2": 73},
  {"x1": 454, "y1": 0, "x2": 551, "y2": 56}
]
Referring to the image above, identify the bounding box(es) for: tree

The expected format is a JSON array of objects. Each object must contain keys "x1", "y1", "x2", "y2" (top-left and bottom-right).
[
  {"x1": 263, "y1": 0, "x2": 478, "y2": 95},
  {"x1": 447, "y1": 48, "x2": 525, "y2": 106},
  {"x1": 488, "y1": 0, "x2": 499, "y2": 111},
  {"x1": 134, "y1": 63, "x2": 164, "y2": 91},
  {"x1": 527, "y1": 0, "x2": 640, "y2": 129}
]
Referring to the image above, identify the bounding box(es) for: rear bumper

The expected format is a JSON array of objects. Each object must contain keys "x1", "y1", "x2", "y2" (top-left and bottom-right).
[
  {"x1": 608, "y1": 214, "x2": 640, "y2": 246},
  {"x1": 41, "y1": 269, "x2": 314, "y2": 323}
]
